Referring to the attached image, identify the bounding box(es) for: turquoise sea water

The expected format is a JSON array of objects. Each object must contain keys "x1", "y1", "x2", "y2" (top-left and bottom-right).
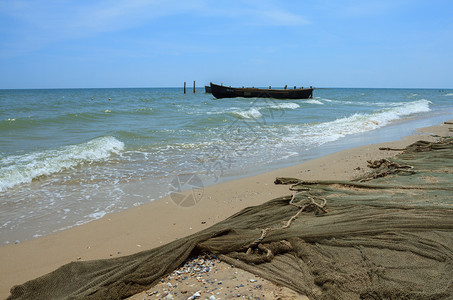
[{"x1": 1, "y1": 87, "x2": 452, "y2": 243}]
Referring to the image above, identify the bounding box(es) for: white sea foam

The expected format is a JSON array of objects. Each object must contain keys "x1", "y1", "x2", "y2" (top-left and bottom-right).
[
  {"x1": 444, "y1": 93, "x2": 453, "y2": 96},
  {"x1": 88, "y1": 211, "x2": 107, "y2": 219},
  {"x1": 304, "y1": 99, "x2": 324, "y2": 105},
  {"x1": 233, "y1": 108, "x2": 263, "y2": 119},
  {"x1": 269, "y1": 103, "x2": 300, "y2": 110},
  {"x1": 233, "y1": 102, "x2": 299, "y2": 119},
  {"x1": 277, "y1": 151, "x2": 299, "y2": 160},
  {"x1": 283, "y1": 99, "x2": 432, "y2": 146},
  {"x1": 0, "y1": 136, "x2": 124, "y2": 192}
]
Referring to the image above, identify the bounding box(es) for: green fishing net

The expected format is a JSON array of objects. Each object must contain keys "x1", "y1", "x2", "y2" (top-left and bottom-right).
[{"x1": 9, "y1": 138, "x2": 453, "y2": 299}]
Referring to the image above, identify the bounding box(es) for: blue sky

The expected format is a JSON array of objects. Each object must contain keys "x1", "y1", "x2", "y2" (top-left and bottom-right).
[{"x1": 0, "y1": 0, "x2": 452, "y2": 89}]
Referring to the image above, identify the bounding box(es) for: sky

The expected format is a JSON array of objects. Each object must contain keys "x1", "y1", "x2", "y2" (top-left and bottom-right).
[{"x1": 0, "y1": 0, "x2": 452, "y2": 89}]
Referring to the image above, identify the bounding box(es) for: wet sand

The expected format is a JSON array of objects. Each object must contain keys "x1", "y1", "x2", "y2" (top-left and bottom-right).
[{"x1": 0, "y1": 121, "x2": 451, "y2": 299}]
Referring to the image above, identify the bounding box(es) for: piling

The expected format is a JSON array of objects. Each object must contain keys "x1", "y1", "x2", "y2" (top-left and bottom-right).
[
  {"x1": 184, "y1": 82, "x2": 186, "y2": 94},
  {"x1": 193, "y1": 81, "x2": 196, "y2": 93}
]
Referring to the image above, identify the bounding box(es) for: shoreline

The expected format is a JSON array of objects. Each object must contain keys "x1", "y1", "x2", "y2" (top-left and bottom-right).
[
  {"x1": 1, "y1": 120, "x2": 452, "y2": 298},
  {"x1": 1, "y1": 92, "x2": 450, "y2": 245}
]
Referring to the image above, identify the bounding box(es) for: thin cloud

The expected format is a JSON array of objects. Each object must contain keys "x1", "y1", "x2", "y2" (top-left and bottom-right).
[
  {"x1": 197, "y1": 1, "x2": 310, "y2": 26},
  {"x1": 250, "y1": 8, "x2": 310, "y2": 26},
  {"x1": 0, "y1": 0, "x2": 190, "y2": 56},
  {"x1": 328, "y1": 0, "x2": 403, "y2": 17},
  {"x1": 0, "y1": 0, "x2": 310, "y2": 57},
  {"x1": 2, "y1": 0, "x2": 183, "y2": 38}
]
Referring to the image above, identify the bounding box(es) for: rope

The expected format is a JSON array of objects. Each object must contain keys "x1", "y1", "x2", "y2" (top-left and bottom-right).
[
  {"x1": 358, "y1": 158, "x2": 414, "y2": 182},
  {"x1": 379, "y1": 147, "x2": 406, "y2": 151},
  {"x1": 245, "y1": 193, "x2": 327, "y2": 252}
]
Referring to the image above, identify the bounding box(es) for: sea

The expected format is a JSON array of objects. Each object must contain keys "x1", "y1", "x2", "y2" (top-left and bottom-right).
[{"x1": 1, "y1": 87, "x2": 452, "y2": 244}]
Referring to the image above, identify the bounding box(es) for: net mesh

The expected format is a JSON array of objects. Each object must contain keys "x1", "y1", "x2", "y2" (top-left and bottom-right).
[{"x1": 9, "y1": 138, "x2": 453, "y2": 299}]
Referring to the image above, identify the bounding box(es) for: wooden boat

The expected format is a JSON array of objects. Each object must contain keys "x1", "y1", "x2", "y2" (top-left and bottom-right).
[
  {"x1": 205, "y1": 85, "x2": 212, "y2": 93},
  {"x1": 210, "y1": 82, "x2": 313, "y2": 99}
]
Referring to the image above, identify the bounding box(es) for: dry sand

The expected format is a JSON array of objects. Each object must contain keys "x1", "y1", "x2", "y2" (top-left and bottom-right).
[
  {"x1": 128, "y1": 253, "x2": 309, "y2": 300},
  {"x1": 0, "y1": 121, "x2": 451, "y2": 299}
]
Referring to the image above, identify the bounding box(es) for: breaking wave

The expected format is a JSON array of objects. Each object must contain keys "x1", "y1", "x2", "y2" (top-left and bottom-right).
[
  {"x1": 0, "y1": 136, "x2": 124, "y2": 192},
  {"x1": 232, "y1": 102, "x2": 300, "y2": 119},
  {"x1": 283, "y1": 99, "x2": 432, "y2": 146}
]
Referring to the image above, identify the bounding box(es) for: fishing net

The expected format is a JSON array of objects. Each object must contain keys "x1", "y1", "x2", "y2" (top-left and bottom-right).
[{"x1": 9, "y1": 138, "x2": 453, "y2": 299}]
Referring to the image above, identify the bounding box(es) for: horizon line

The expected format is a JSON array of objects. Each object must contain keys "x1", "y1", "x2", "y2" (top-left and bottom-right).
[{"x1": 1, "y1": 86, "x2": 452, "y2": 91}]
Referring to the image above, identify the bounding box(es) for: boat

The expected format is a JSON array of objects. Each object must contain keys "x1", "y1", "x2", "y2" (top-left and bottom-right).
[
  {"x1": 210, "y1": 82, "x2": 313, "y2": 99},
  {"x1": 205, "y1": 85, "x2": 212, "y2": 93}
]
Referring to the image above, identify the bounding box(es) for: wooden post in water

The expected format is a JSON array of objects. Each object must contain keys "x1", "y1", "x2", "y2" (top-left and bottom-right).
[
  {"x1": 184, "y1": 82, "x2": 186, "y2": 94},
  {"x1": 193, "y1": 81, "x2": 196, "y2": 93}
]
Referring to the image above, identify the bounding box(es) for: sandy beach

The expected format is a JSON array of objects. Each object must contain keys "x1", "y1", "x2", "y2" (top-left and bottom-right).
[
  {"x1": 2, "y1": 1, "x2": 452, "y2": 298},
  {"x1": 1, "y1": 120, "x2": 452, "y2": 299}
]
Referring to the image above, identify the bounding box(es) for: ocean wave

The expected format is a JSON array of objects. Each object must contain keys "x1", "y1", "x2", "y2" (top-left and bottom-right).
[
  {"x1": 232, "y1": 108, "x2": 263, "y2": 119},
  {"x1": 444, "y1": 93, "x2": 453, "y2": 96},
  {"x1": 283, "y1": 99, "x2": 432, "y2": 146},
  {"x1": 0, "y1": 136, "x2": 124, "y2": 192},
  {"x1": 0, "y1": 111, "x2": 108, "y2": 130},
  {"x1": 232, "y1": 102, "x2": 300, "y2": 119},
  {"x1": 136, "y1": 107, "x2": 154, "y2": 115},
  {"x1": 304, "y1": 99, "x2": 323, "y2": 105},
  {"x1": 317, "y1": 97, "x2": 335, "y2": 102},
  {"x1": 269, "y1": 103, "x2": 300, "y2": 110}
]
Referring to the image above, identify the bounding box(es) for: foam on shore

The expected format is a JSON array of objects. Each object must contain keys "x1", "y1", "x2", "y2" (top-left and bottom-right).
[{"x1": 0, "y1": 136, "x2": 124, "y2": 192}]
